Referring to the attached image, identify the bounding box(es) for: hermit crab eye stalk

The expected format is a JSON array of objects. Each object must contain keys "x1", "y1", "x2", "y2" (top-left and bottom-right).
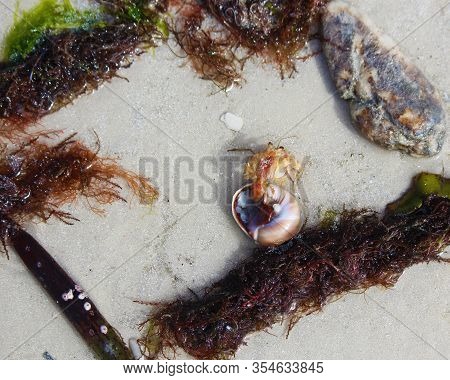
[{"x1": 232, "y1": 143, "x2": 306, "y2": 246}]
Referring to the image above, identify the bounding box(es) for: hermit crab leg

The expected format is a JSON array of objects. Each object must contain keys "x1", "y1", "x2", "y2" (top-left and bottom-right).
[{"x1": 10, "y1": 228, "x2": 133, "y2": 360}]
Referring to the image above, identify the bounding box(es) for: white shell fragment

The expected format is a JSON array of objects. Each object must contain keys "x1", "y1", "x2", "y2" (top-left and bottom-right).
[
  {"x1": 129, "y1": 338, "x2": 143, "y2": 360},
  {"x1": 220, "y1": 112, "x2": 243, "y2": 132},
  {"x1": 322, "y1": 1, "x2": 446, "y2": 157}
]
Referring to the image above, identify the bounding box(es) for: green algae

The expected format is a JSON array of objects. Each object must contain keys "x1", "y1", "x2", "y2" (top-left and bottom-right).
[
  {"x1": 153, "y1": 16, "x2": 169, "y2": 39},
  {"x1": 115, "y1": 0, "x2": 169, "y2": 38},
  {"x1": 388, "y1": 173, "x2": 450, "y2": 215},
  {"x1": 122, "y1": 0, "x2": 146, "y2": 23},
  {"x1": 320, "y1": 209, "x2": 340, "y2": 229},
  {"x1": 2, "y1": 0, "x2": 169, "y2": 63},
  {"x1": 318, "y1": 173, "x2": 450, "y2": 223},
  {"x1": 0, "y1": 1, "x2": 170, "y2": 134},
  {"x1": 2, "y1": 0, "x2": 103, "y2": 62}
]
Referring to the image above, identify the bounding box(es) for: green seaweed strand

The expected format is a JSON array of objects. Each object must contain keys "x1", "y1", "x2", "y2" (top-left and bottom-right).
[
  {"x1": 108, "y1": 0, "x2": 169, "y2": 37},
  {"x1": 2, "y1": 0, "x2": 102, "y2": 62},
  {"x1": 388, "y1": 173, "x2": 450, "y2": 215}
]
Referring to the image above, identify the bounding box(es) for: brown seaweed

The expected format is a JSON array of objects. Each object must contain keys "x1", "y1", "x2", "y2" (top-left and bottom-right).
[
  {"x1": 0, "y1": 0, "x2": 167, "y2": 137},
  {"x1": 168, "y1": 0, "x2": 328, "y2": 88},
  {"x1": 141, "y1": 174, "x2": 449, "y2": 359},
  {"x1": 0, "y1": 133, "x2": 158, "y2": 250},
  {"x1": 0, "y1": 133, "x2": 157, "y2": 359}
]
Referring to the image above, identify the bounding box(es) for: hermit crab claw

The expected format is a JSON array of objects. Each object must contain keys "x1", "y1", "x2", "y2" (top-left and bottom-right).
[{"x1": 232, "y1": 184, "x2": 306, "y2": 246}]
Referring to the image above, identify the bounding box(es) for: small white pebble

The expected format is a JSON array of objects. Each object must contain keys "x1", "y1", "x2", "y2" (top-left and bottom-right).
[
  {"x1": 62, "y1": 293, "x2": 69, "y2": 302},
  {"x1": 100, "y1": 325, "x2": 108, "y2": 334},
  {"x1": 84, "y1": 302, "x2": 91, "y2": 311},
  {"x1": 220, "y1": 112, "x2": 243, "y2": 132},
  {"x1": 66, "y1": 289, "x2": 74, "y2": 300},
  {"x1": 74, "y1": 284, "x2": 83, "y2": 292},
  {"x1": 129, "y1": 338, "x2": 143, "y2": 360}
]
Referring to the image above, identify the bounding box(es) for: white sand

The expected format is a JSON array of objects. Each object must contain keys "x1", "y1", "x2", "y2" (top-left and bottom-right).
[{"x1": 0, "y1": 0, "x2": 448, "y2": 359}]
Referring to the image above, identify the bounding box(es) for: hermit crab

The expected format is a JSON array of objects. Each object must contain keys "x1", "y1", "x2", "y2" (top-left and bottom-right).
[{"x1": 232, "y1": 143, "x2": 306, "y2": 246}]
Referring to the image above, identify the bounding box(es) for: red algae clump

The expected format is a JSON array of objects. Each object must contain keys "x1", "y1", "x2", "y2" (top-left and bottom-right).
[
  {"x1": 0, "y1": 132, "x2": 158, "y2": 358},
  {"x1": 141, "y1": 173, "x2": 450, "y2": 359},
  {"x1": 0, "y1": 133, "x2": 158, "y2": 250},
  {"x1": 168, "y1": 0, "x2": 329, "y2": 88}
]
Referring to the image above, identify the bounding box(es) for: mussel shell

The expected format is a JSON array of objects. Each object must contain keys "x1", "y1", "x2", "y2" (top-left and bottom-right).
[{"x1": 232, "y1": 183, "x2": 305, "y2": 246}]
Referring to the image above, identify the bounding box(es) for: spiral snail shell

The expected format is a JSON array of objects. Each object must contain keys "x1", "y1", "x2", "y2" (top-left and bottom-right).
[
  {"x1": 231, "y1": 143, "x2": 306, "y2": 246},
  {"x1": 232, "y1": 183, "x2": 305, "y2": 246}
]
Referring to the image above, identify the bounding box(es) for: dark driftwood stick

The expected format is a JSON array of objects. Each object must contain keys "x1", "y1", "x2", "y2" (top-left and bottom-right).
[{"x1": 11, "y1": 228, "x2": 133, "y2": 360}]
